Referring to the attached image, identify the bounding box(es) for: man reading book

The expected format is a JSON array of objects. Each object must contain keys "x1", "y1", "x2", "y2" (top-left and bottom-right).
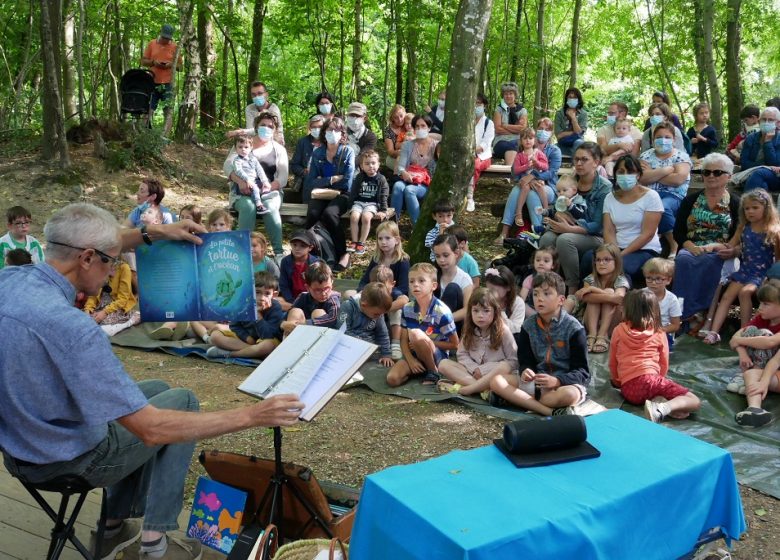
[{"x1": 0, "y1": 203, "x2": 304, "y2": 560}]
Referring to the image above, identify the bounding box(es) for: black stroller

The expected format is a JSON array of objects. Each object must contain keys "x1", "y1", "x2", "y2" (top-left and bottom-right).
[{"x1": 119, "y1": 69, "x2": 156, "y2": 121}]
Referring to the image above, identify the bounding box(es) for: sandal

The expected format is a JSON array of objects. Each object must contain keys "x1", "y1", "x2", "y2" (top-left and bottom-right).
[
  {"x1": 591, "y1": 336, "x2": 610, "y2": 354},
  {"x1": 514, "y1": 216, "x2": 524, "y2": 227},
  {"x1": 421, "y1": 371, "x2": 441, "y2": 386},
  {"x1": 492, "y1": 235, "x2": 505, "y2": 246},
  {"x1": 436, "y1": 379, "x2": 461, "y2": 394},
  {"x1": 586, "y1": 335, "x2": 597, "y2": 352},
  {"x1": 148, "y1": 326, "x2": 174, "y2": 340},
  {"x1": 702, "y1": 331, "x2": 721, "y2": 345}
]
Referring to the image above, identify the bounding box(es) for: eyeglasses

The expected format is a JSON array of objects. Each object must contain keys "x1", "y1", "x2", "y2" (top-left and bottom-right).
[
  {"x1": 702, "y1": 169, "x2": 730, "y2": 177},
  {"x1": 573, "y1": 157, "x2": 592, "y2": 164},
  {"x1": 12, "y1": 220, "x2": 31, "y2": 227},
  {"x1": 48, "y1": 241, "x2": 121, "y2": 268},
  {"x1": 595, "y1": 257, "x2": 614, "y2": 264},
  {"x1": 645, "y1": 276, "x2": 669, "y2": 283}
]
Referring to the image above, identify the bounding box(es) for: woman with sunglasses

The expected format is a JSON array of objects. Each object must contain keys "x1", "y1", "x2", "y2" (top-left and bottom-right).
[{"x1": 671, "y1": 153, "x2": 741, "y2": 330}]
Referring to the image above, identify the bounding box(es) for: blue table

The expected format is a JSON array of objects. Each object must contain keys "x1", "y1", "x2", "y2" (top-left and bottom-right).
[{"x1": 350, "y1": 410, "x2": 745, "y2": 560}]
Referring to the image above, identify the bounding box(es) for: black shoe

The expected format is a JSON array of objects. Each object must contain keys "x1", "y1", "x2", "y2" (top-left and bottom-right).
[
  {"x1": 488, "y1": 392, "x2": 507, "y2": 408},
  {"x1": 735, "y1": 407, "x2": 772, "y2": 427}
]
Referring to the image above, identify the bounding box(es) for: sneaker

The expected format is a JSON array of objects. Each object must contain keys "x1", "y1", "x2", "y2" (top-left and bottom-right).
[
  {"x1": 391, "y1": 345, "x2": 403, "y2": 361},
  {"x1": 735, "y1": 407, "x2": 772, "y2": 427},
  {"x1": 644, "y1": 400, "x2": 668, "y2": 423},
  {"x1": 90, "y1": 519, "x2": 142, "y2": 560},
  {"x1": 206, "y1": 346, "x2": 232, "y2": 358},
  {"x1": 552, "y1": 406, "x2": 576, "y2": 416},
  {"x1": 726, "y1": 375, "x2": 746, "y2": 395},
  {"x1": 141, "y1": 536, "x2": 203, "y2": 560},
  {"x1": 466, "y1": 199, "x2": 475, "y2": 212},
  {"x1": 346, "y1": 242, "x2": 357, "y2": 253},
  {"x1": 355, "y1": 243, "x2": 366, "y2": 255}
]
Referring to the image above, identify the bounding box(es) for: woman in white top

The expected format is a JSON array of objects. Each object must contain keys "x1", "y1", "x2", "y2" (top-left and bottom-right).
[
  {"x1": 601, "y1": 154, "x2": 664, "y2": 284},
  {"x1": 468, "y1": 93, "x2": 495, "y2": 212}
]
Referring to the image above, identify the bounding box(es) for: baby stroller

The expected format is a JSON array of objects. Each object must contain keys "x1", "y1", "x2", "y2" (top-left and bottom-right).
[{"x1": 119, "y1": 69, "x2": 156, "y2": 122}]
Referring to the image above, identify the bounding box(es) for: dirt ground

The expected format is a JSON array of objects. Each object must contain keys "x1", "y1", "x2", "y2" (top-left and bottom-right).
[{"x1": 2, "y1": 136, "x2": 778, "y2": 559}]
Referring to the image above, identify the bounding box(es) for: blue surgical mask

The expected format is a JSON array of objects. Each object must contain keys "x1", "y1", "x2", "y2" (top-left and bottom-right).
[
  {"x1": 606, "y1": 115, "x2": 617, "y2": 125},
  {"x1": 566, "y1": 98, "x2": 579, "y2": 109},
  {"x1": 318, "y1": 103, "x2": 332, "y2": 115},
  {"x1": 253, "y1": 95, "x2": 266, "y2": 107},
  {"x1": 325, "y1": 130, "x2": 341, "y2": 144},
  {"x1": 310, "y1": 127, "x2": 321, "y2": 139},
  {"x1": 475, "y1": 106, "x2": 485, "y2": 117},
  {"x1": 654, "y1": 137, "x2": 673, "y2": 154},
  {"x1": 536, "y1": 130, "x2": 552, "y2": 143},
  {"x1": 649, "y1": 115, "x2": 664, "y2": 127},
  {"x1": 761, "y1": 121, "x2": 777, "y2": 134},
  {"x1": 256, "y1": 126, "x2": 273, "y2": 140},
  {"x1": 616, "y1": 174, "x2": 638, "y2": 191}
]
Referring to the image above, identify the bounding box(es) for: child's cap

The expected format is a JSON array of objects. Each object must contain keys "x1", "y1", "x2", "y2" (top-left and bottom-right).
[
  {"x1": 290, "y1": 230, "x2": 314, "y2": 246},
  {"x1": 767, "y1": 262, "x2": 780, "y2": 281}
]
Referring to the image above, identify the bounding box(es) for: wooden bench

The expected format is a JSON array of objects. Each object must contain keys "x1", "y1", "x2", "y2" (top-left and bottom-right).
[
  {"x1": 479, "y1": 163, "x2": 574, "y2": 185},
  {"x1": 278, "y1": 203, "x2": 395, "y2": 223}
]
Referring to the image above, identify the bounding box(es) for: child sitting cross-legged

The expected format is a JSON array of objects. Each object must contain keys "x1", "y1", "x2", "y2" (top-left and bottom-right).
[
  {"x1": 609, "y1": 289, "x2": 700, "y2": 423},
  {"x1": 278, "y1": 230, "x2": 320, "y2": 312},
  {"x1": 83, "y1": 257, "x2": 140, "y2": 337},
  {"x1": 489, "y1": 272, "x2": 591, "y2": 416},
  {"x1": 282, "y1": 261, "x2": 340, "y2": 334},
  {"x1": 437, "y1": 288, "x2": 518, "y2": 397},
  {"x1": 206, "y1": 271, "x2": 285, "y2": 359},
  {"x1": 484, "y1": 265, "x2": 525, "y2": 344},
  {"x1": 365, "y1": 265, "x2": 409, "y2": 360},
  {"x1": 386, "y1": 263, "x2": 459, "y2": 387},
  {"x1": 336, "y1": 282, "x2": 395, "y2": 366}
]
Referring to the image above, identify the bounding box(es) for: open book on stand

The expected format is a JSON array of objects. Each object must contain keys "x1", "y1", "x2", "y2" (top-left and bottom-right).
[{"x1": 238, "y1": 325, "x2": 377, "y2": 421}]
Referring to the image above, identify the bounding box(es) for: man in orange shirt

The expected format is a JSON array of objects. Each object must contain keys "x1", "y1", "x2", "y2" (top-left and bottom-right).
[{"x1": 140, "y1": 24, "x2": 182, "y2": 124}]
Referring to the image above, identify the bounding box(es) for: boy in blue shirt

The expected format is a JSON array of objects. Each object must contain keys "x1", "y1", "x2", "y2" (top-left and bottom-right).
[
  {"x1": 424, "y1": 199, "x2": 455, "y2": 261},
  {"x1": 337, "y1": 282, "x2": 394, "y2": 366},
  {"x1": 447, "y1": 225, "x2": 481, "y2": 288}
]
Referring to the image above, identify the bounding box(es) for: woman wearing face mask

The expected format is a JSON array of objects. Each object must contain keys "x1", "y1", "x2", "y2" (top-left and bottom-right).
[
  {"x1": 639, "y1": 103, "x2": 686, "y2": 153},
  {"x1": 554, "y1": 87, "x2": 589, "y2": 157},
  {"x1": 741, "y1": 106, "x2": 780, "y2": 192},
  {"x1": 494, "y1": 117, "x2": 562, "y2": 244},
  {"x1": 344, "y1": 102, "x2": 377, "y2": 160},
  {"x1": 467, "y1": 93, "x2": 495, "y2": 211},
  {"x1": 384, "y1": 104, "x2": 407, "y2": 172},
  {"x1": 289, "y1": 114, "x2": 325, "y2": 202},
  {"x1": 427, "y1": 91, "x2": 446, "y2": 135},
  {"x1": 223, "y1": 112, "x2": 289, "y2": 259},
  {"x1": 492, "y1": 81, "x2": 528, "y2": 166},
  {"x1": 304, "y1": 117, "x2": 356, "y2": 271},
  {"x1": 390, "y1": 114, "x2": 439, "y2": 225},
  {"x1": 643, "y1": 91, "x2": 684, "y2": 133},
  {"x1": 600, "y1": 154, "x2": 663, "y2": 284},
  {"x1": 639, "y1": 121, "x2": 692, "y2": 259},
  {"x1": 315, "y1": 92, "x2": 338, "y2": 117}
]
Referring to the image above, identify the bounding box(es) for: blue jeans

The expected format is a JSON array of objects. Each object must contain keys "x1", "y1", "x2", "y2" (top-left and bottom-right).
[
  {"x1": 501, "y1": 183, "x2": 556, "y2": 228},
  {"x1": 744, "y1": 167, "x2": 780, "y2": 192},
  {"x1": 5, "y1": 380, "x2": 199, "y2": 532},
  {"x1": 233, "y1": 191, "x2": 284, "y2": 255},
  {"x1": 391, "y1": 181, "x2": 428, "y2": 225},
  {"x1": 493, "y1": 139, "x2": 519, "y2": 160},
  {"x1": 657, "y1": 190, "x2": 682, "y2": 235}
]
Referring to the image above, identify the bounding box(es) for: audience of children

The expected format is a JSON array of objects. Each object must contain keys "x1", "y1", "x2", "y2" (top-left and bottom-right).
[
  {"x1": 447, "y1": 225, "x2": 481, "y2": 287},
  {"x1": 0, "y1": 206, "x2": 44, "y2": 270},
  {"x1": 252, "y1": 231, "x2": 280, "y2": 278},
  {"x1": 520, "y1": 247, "x2": 558, "y2": 315},
  {"x1": 432, "y1": 233, "x2": 473, "y2": 328},
  {"x1": 348, "y1": 150, "x2": 390, "y2": 255},
  {"x1": 82, "y1": 258, "x2": 140, "y2": 337},
  {"x1": 437, "y1": 288, "x2": 518, "y2": 397},
  {"x1": 335, "y1": 282, "x2": 394, "y2": 366},
  {"x1": 642, "y1": 258, "x2": 682, "y2": 349},
  {"x1": 484, "y1": 265, "x2": 525, "y2": 341},
  {"x1": 278, "y1": 229, "x2": 320, "y2": 311},
  {"x1": 231, "y1": 134, "x2": 272, "y2": 214},
  {"x1": 687, "y1": 103, "x2": 719, "y2": 162},
  {"x1": 283, "y1": 261, "x2": 341, "y2": 333},
  {"x1": 609, "y1": 289, "x2": 701, "y2": 423},
  {"x1": 386, "y1": 263, "x2": 459, "y2": 387},
  {"x1": 489, "y1": 272, "x2": 591, "y2": 416},
  {"x1": 424, "y1": 199, "x2": 456, "y2": 262},
  {"x1": 510, "y1": 128, "x2": 550, "y2": 227}
]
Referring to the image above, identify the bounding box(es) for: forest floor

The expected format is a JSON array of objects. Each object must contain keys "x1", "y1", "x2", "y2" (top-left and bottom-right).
[{"x1": 1, "y1": 133, "x2": 779, "y2": 559}]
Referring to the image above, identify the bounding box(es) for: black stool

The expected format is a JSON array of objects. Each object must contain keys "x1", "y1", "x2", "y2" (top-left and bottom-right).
[{"x1": 16, "y1": 474, "x2": 107, "y2": 560}]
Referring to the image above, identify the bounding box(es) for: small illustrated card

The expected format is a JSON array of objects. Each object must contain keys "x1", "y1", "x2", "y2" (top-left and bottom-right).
[
  {"x1": 187, "y1": 476, "x2": 249, "y2": 554},
  {"x1": 136, "y1": 231, "x2": 256, "y2": 322}
]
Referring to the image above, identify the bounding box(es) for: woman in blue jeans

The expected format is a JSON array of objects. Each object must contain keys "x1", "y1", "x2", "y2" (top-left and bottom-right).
[
  {"x1": 495, "y1": 117, "x2": 562, "y2": 244},
  {"x1": 391, "y1": 115, "x2": 439, "y2": 225}
]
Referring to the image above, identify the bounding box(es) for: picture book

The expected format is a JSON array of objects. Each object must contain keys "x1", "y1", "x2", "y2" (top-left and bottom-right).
[
  {"x1": 136, "y1": 231, "x2": 256, "y2": 322},
  {"x1": 187, "y1": 476, "x2": 248, "y2": 554},
  {"x1": 239, "y1": 325, "x2": 377, "y2": 421}
]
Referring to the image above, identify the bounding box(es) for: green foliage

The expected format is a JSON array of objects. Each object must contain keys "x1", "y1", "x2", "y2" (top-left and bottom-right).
[{"x1": 105, "y1": 128, "x2": 171, "y2": 173}]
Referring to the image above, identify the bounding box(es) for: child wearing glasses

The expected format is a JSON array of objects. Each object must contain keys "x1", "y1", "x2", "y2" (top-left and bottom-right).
[
  {"x1": 0, "y1": 206, "x2": 44, "y2": 270},
  {"x1": 642, "y1": 258, "x2": 682, "y2": 350}
]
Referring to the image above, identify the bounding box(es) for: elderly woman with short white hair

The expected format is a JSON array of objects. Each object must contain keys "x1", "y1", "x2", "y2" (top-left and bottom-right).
[
  {"x1": 741, "y1": 106, "x2": 780, "y2": 192},
  {"x1": 492, "y1": 82, "x2": 528, "y2": 166}
]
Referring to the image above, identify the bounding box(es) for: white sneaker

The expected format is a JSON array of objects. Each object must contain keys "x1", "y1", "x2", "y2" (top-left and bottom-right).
[
  {"x1": 206, "y1": 346, "x2": 232, "y2": 358},
  {"x1": 726, "y1": 375, "x2": 746, "y2": 395},
  {"x1": 466, "y1": 199, "x2": 475, "y2": 212},
  {"x1": 644, "y1": 400, "x2": 669, "y2": 423}
]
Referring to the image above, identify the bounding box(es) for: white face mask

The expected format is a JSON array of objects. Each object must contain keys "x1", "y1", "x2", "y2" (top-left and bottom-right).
[
  {"x1": 310, "y1": 127, "x2": 321, "y2": 139},
  {"x1": 415, "y1": 128, "x2": 429, "y2": 139},
  {"x1": 475, "y1": 106, "x2": 485, "y2": 117},
  {"x1": 318, "y1": 103, "x2": 332, "y2": 115},
  {"x1": 438, "y1": 99, "x2": 445, "y2": 109},
  {"x1": 325, "y1": 130, "x2": 341, "y2": 144},
  {"x1": 566, "y1": 98, "x2": 579, "y2": 109},
  {"x1": 346, "y1": 116, "x2": 364, "y2": 131}
]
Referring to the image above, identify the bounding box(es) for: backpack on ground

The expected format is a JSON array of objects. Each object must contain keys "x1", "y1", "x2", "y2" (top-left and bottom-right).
[{"x1": 309, "y1": 224, "x2": 337, "y2": 267}]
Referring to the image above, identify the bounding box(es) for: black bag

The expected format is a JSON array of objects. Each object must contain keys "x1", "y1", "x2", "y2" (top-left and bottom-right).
[
  {"x1": 491, "y1": 237, "x2": 534, "y2": 282},
  {"x1": 309, "y1": 224, "x2": 338, "y2": 266}
]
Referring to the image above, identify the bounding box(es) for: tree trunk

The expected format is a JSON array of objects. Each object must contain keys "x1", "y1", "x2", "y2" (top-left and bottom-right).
[
  {"x1": 701, "y1": 0, "x2": 723, "y2": 144},
  {"x1": 62, "y1": 0, "x2": 77, "y2": 121},
  {"x1": 351, "y1": 0, "x2": 362, "y2": 101},
  {"x1": 427, "y1": 22, "x2": 443, "y2": 108},
  {"x1": 76, "y1": 0, "x2": 86, "y2": 122},
  {"x1": 641, "y1": 0, "x2": 685, "y2": 127},
  {"x1": 40, "y1": 0, "x2": 70, "y2": 167},
  {"x1": 247, "y1": 0, "x2": 266, "y2": 99},
  {"x1": 338, "y1": 12, "x2": 345, "y2": 106},
  {"x1": 509, "y1": 0, "x2": 523, "y2": 83},
  {"x1": 692, "y1": 0, "x2": 707, "y2": 102},
  {"x1": 569, "y1": 0, "x2": 581, "y2": 88},
  {"x1": 393, "y1": 0, "x2": 403, "y2": 105},
  {"x1": 2, "y1": 0, "x2": 35, "y2": 129},
  {"x1": 198, "y1": 0, "x2": 216, "y2": 128},
  {"x1": 406, "y1": 0, "x2": 493, "y2": 261},
  {"x1": 725, "y1": 0, "x2": 744, "y2": 141},
  {"x1": 382, "y1": 1, "x2": 392, "y2": 119},
  {"x1": 532, "y1": 0, "x2": 545, "y2": 123},
  {"x1": 306, "y1": 0, "x2": 329, "y2": 93},
  {"x1": 107, "y1": 0, "x2": 122, "y2": 120},
  {"x1": 174, "y1": 0, "x2": 198, "y2": 141}
]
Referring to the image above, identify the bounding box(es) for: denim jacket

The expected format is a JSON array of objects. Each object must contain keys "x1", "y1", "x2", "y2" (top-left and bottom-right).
[{"x1": 304, "y1": 144, "x2": 355, "y2": 202}]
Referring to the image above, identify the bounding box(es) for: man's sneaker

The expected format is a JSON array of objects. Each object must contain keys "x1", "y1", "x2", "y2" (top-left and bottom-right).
[
  {"x1": 466, "y1": 199, "x2": 475, "y2": 212},
  {"x1": 644, "y1": 400, "x2": 670, "y2": 423},
  {"x1": 90, "y1": 519, "x2": 142, "y2": 560},
  {"x1": 355, "y1": 243, "x2": 366, "y2": 255},
  {"x1": 726, "y1": 375, "x2": 746, "y2": 395},
  {"x1": 141, "y1": 536, "x2": 203, "y2": 560},
  {"x1": 206, "y1": 346, "x2": 232, "y2": 358},
  {"x1": 735, "y1": 407, "x2": 772, "y2": 427}
]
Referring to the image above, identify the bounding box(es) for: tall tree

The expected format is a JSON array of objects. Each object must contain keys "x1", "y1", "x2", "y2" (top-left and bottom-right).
[
  {"x1": 174, "y1": 0, "x2": 199, "y2": 141},
  {"x1": 247, "y1": 0, "x2": 267, "y2": 98},
  {"x1": 62, "y1": 0, "x2": 77, "y2": 120},
  {"x1": 691, "y1": 0, "x2": 708, "y2": 102},
  {"x1": 198, "y1": 0, "x2": 217, "y2": 128},
  {"x1": 394, "y1": 0, "x2": 403, "y2": 104},
  {"x1": 532, "y1": 0, "x2": 545, "y2": 123},
  {"x1": 351, "y1": 0, "x2": 363, "y2": 101},
  {"x1": 407, "y1": 0, "x2": 493, "y2": 262},
  {"x1": 725, "y1": 0, "x2": 744, "y2": 140},
  {"x1": 40, "y1": 0, "x2": 70, "y2": 167},
  {"x1": 568, "y1": 0, "x2": 582, "y2": 88},
  {"x1": 106, "y1": 0, "x2": 123, "y2": 120},
  {"x1": 509, "y1": 0, "x2": 524, "y2": 83},
  {"x1": 701, "y1": 0, "x2": 723, "y2": 141},
  {"x1": 75, "y1": 0, "x2": 86, "y2": 122}
]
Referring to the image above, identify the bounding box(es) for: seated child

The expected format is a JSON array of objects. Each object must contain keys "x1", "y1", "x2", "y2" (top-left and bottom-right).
[
  {"x1": 178, "y1": 204, "x2": 202, "y2": 224},
  {"x1": 728, "y1": 279, "x2": 780, "y2": 395},
  {"x1": 489, "y1": 272, "x2": 590, "y2": 415},
  {"x1": 356, "y1": 220, "x2": 410, "y2": 296},
  {"x1": 252, "y1": 231, "x2": 280, "y2": 278},
  {"x1": 231, "y1": 134, "x2": 271, "y2": 214},
  {"x1": 433, "y1": 234, "x2": 474, "y2": 329},
  {"x1": 386, "y1": 263, "x2": 459, "y2": 387},
  {"x1": 609, "y1": 290, "x2": 700, "y2": 423},
  {"x1": 736, "y1": 346, "x2": 780, "y2": 428},
  {"x1": 484, "y1": 266, "x2": 525, "y2": 343},
  {"x1": 0, "y1": 206, "x2": 44, "y2": 270},
  {"x1": 402, "y1": 112, "x2": 415, "y2": 143},
  {"x1": 206, "y1": 272, "x2": 285, "y2": 359},
  {"x1": 603, "y1": 118, "x2": 637, "y2": 177},
  {"x1": 535, "y1": 175, "x2": 586, "y2": 234},
  {"x1": 727, "y1": 105, "x2": 760, "y2": 164},
  {"x1": 687, "y1": 102, "x2": 719, "y2": 161},
  {"x1": 642, "y1": 258, "x2": 681, "y2": 349},
  {"x1": 283, "y1": 261, "x2": 340, "y2": 333},
  {"x1": 510, "y1": 128, "x2": 549, "y2": 227},
  {"x1": 278, "y1": 230, "x2": 320, "y2": 311},
  {"x1": 520, "y1": 247, "x2": 558, "y2": 316},
  {"x1": 438, "y1": 288, "x2": 518, "y2": 397},
  {"x1": 336, "y1": 282, "x2": 394, "y2": 366},
  {"x1": 367, "y1": 265, "x2": 409, "y2": 360},
  {"x1": 424, "y1": 199, "x2": 456, "y2": 262},
  {"x1": 447, "y1": 225, "x2": 480, "y2": 287},
  {"x1": 4, "y1": 248, "x2": 32, "y2": 266},
  {"x1": 83, "y1": 258, "x2": 140, "y2": 337},
  {"x1": 348, "y1": 150, "x2": 390, "y2": 255}
]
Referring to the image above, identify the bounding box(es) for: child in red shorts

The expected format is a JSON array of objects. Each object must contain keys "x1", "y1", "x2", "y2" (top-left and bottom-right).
[{"x1": 609, "y1": 289, "x2": 701, "y2": 423}]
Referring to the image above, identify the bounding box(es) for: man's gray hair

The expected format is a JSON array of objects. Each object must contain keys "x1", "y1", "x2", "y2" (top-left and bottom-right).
[
  {"x1": 44, "y1": 203, "x2": 122, "y2": 261},
  {"x1": 700, "y1": 152, "x2": 734, "y2": 174},
  {"x1": 762, "y1": 106, "x2": 780, "y2": 121}
]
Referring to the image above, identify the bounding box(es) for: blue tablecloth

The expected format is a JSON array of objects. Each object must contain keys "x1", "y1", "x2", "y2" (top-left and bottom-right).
[{"x1": 350, "y1": 410, "x2": 745, "y2": 560}]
